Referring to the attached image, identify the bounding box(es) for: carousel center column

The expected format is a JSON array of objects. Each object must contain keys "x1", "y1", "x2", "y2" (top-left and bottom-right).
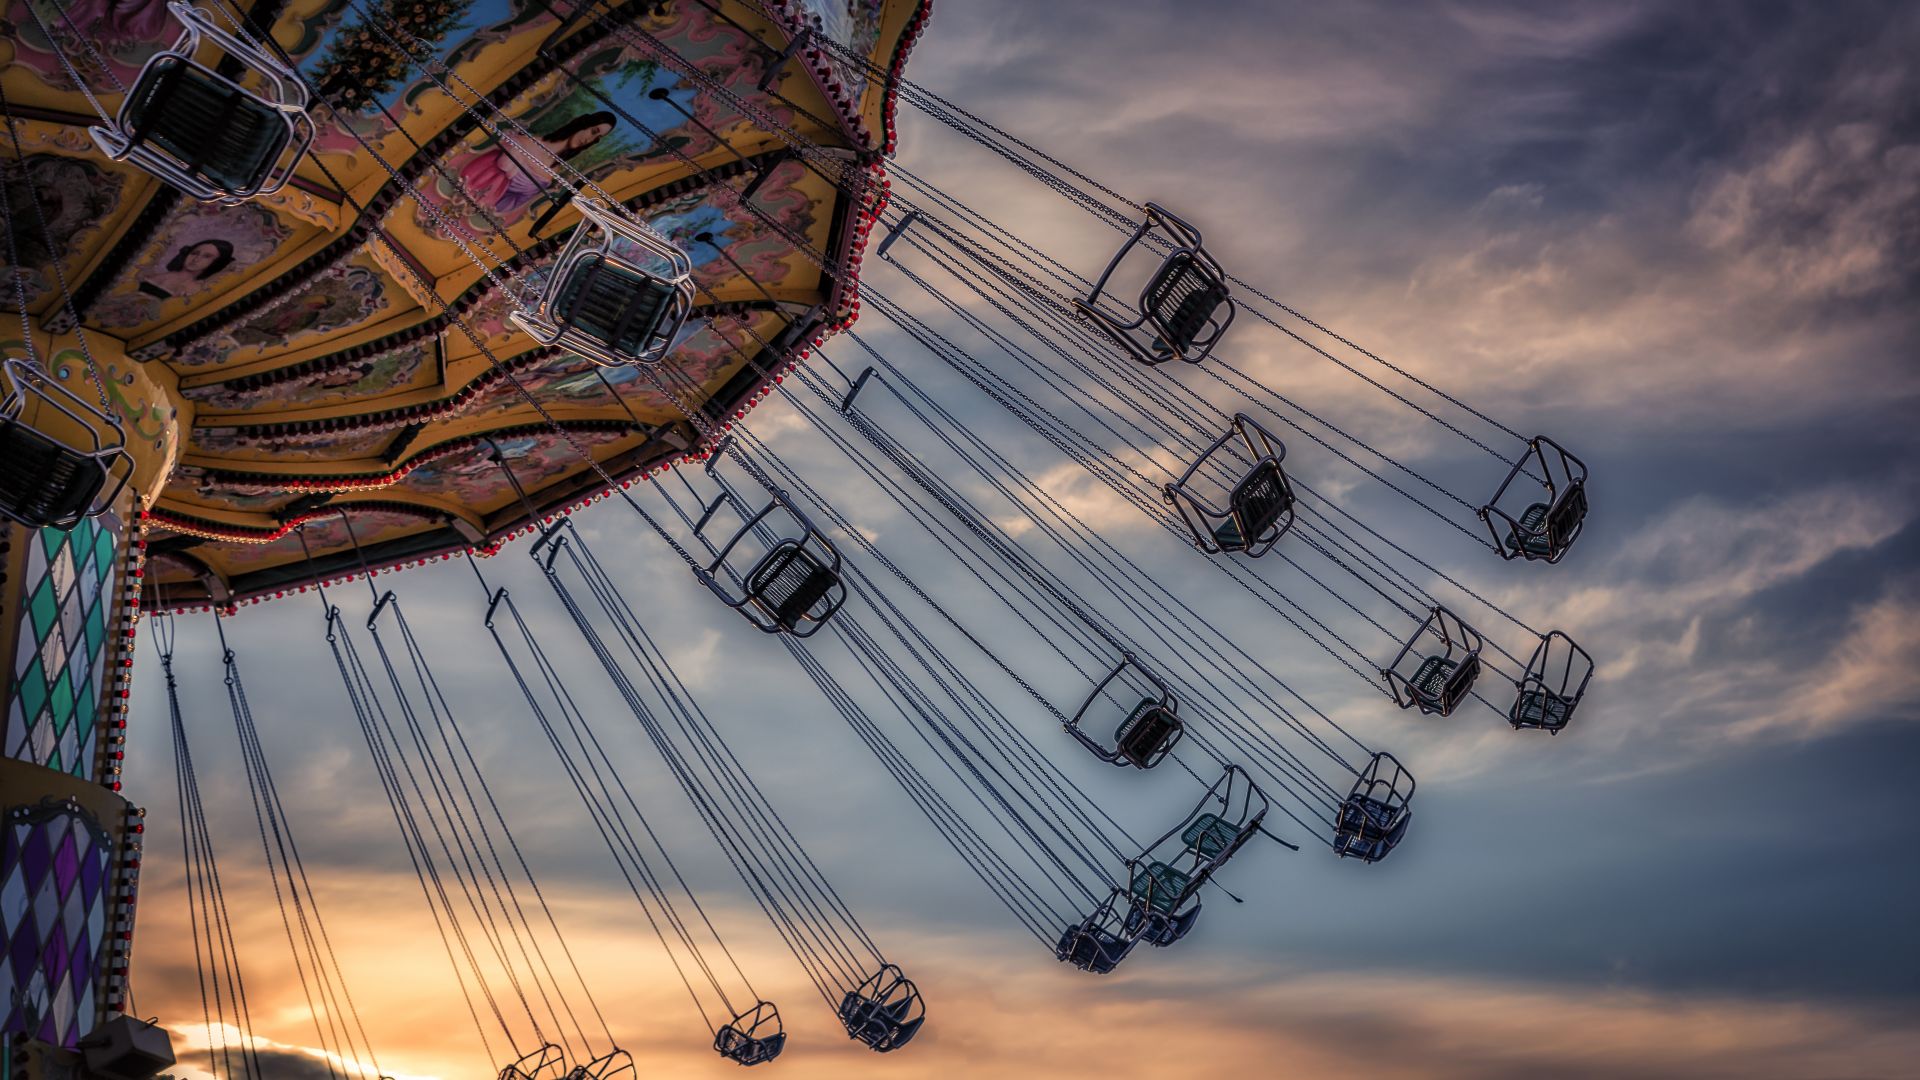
[{"x1": 2, "y1": 327, "x2": 186, "y2": 1078}]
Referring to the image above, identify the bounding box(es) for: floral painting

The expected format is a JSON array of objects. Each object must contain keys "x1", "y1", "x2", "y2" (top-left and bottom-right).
[
  {"x1": 5, "y1": 0, "x2": 180, "y2": 93},
  {"x1": 192, "y1": 426, "x2": 395, "y2": 459},
  {"x1": 173, "y1": 261, "x2": 394, "y2": 367},
  {"x1": 398, "y1": 427, "x2": 625, "y2": 503}
]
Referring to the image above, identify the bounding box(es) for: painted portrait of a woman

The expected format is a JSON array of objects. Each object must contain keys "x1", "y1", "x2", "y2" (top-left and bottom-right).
[{"x1": 137, "y1": 238, "x2": 235, "y2": 299}]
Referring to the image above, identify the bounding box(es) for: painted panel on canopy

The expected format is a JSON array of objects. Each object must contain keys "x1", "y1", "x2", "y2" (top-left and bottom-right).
[
  {"x1": 0, "y1": 150, "x2": 127, "y2": 315},
  {"x1": 3, "y1": 0, "x2": 184, "y2": 100},
  {"x1": 791, "y1": 0, "x2": 889, "y2": 95},
  {"x1": 461, "y1": 309, "x2": 778, "y2": 425},
  {"x1": 444, "y1": 166, "x2": 821, "y2": 366},
  {"x1": 161, "y1": 466, "x2": 303, "y2": 516},
  {"x1": 209, "y1": 507, "x2": 439, "y2": 571},
  {"x1": 178, "y1": 338, "x2": 441, "y2": 415},
  {"x1": 391, "y1": 426, "x2": 626, "y2": 508},
  {"x1": 169, "y1": 254, "x2": 403, "y2": 369},
  {"x1": 291, "y1": 0, "x2": 559, "y2": 180},
  {"x1": 402, "y1": 1, "x2": 807, "y2": 274},
  {"x1": 86, "y1": 200, "x2": 301, "y2": 332},
  {"x1": 189, "y1": 424, "x2": 398, "y2": 461}
]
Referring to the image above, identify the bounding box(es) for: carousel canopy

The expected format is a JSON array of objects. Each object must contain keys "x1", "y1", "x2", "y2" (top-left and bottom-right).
[{"x1": 0, "y1": 0, "x2": 923, "y2": 606}]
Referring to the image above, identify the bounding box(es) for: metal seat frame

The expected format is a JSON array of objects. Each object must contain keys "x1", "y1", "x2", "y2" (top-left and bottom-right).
[
  {"x1": 87, "y1": 1, "x2": 313, "y2": 204},
  {"x1": 1073, "y1": 202, "x2": 1234, "y2": 366},
  {"x1": 1510, "y1": 630, "x2": 1593, "y2": 733},
  {"x1": 510, "y1": 197, "x2": 695, "y2": 367},
  {"x1": 1065, "y1": 654, "x2": 1185, "y2": 769},
  {"x1": 497, "y1": 1043, "x2": 565, "y2": 1080},
  {"x1": 564, "y1": 1049, "x2": 636, "y2": 1080},
  {"x1": 1165, "y1": 413, "x2": 1295, "y2": 557},
  {"x1": 1334, "y1": 751, "x2": 1415, "y2": 863},
  {"x1": 1479, "y1": 435, "x2": 1589, "y2": 563},
  {"x1": 0, "y1": 358, "x2": 133, "y2": 529},
  {"x1": 693, "y1": 485, "x2": 848, "y2": 638},
  {"x1": 837, "y1": 964, "x2": 925, "y2": 1053},
  {"x1": 713, "y1": 1001, "x2": 786, "y2": 1066},
  {"x1": 1124, "y1": 766, "x2": 1268, "y2": 920},
  {"x1": 1384, "y1": 605, "x2": 1485, "y2": 717}
]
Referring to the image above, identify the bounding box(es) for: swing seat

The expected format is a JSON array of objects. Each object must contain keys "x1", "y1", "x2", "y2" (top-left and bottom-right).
[
  {"x1": 746, "y1": 541, "x2": 842, "y2": 631},
  {"x1": 119, "y1": 58, "x2": 294, "y2": 196},
  {"x1": 1168, "y1": 415, "x2": 1293, "y2": 557},
  {"x1": 1406, "y1": 653, "x2": 1479, "y2": 716},
  {"x1": 1334, "y1": 796, "x2": 1411, "y2": 861},
  {"x1": 0, "y1": 359, "x2": 130, "y2": 529},
  {"x1": 1113, "y1": 698, "x2": 1182, "y2": 769},
  {"x1": 1387, "y1": 607, "x2": 1484, "y2": 716},
  {"x1": 1054, "y1": 921, "x2": 1134, "y2": 973},
  {"x1": 1144, "y1": 252, "x2": 1231, "y2": 360},
  {"x1": 1126, "y1": 899, "x2": 1202, "y2": 947},
  {"x1": 1128, "y1": 860, "x2": 1193, "y2": 914},
  {"x1": 88, "y1": 2, "x2": 312, "y2": 203},
  {"x1": 1334, "y1": 752, "x2": 1415, "y2": 863},
  {"x1": 1074, "y1": 202, "x2": 1235, "y2": 366},
  {"x1": 1481, "y1": 436, "x2": 1590, "y2": 563},
  {"x1": 510, "y1": 198, "x2": 694, "y2": 366},
  {"x1": 1509, "y1": 630, "x2": 1593, "y2": 733},
  {"x1": 713, "y1": 1025, "x2": 785, "y2": 1066},
  {"x1": 552, "y1": 255, "x2": 677, "y2": 361},
  {"x1": 1510, "y1": 689, "x2": 1573, "y2": 732},
  {"x1": 1211, "y1": 460, "x2": 1295, "y2": 552},
  {"x1": 838, "y1": 966, "x2": 925, "y2": 1053}
]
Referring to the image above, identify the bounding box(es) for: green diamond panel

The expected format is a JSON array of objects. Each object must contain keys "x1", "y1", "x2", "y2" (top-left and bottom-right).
[{"x1": 5, "y1": 514, "x2": 120, "y2": 778}]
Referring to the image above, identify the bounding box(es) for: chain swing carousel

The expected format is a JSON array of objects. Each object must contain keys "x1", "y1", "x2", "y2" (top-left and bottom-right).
[{"x1": 1, "y1": 0, "x2": 1598, "y2": 1076}]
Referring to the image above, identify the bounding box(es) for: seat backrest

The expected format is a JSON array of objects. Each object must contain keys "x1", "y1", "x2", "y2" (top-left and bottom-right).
[
  {"x1": 1547, "y1": 481, "x2": 1588, "y2": 549},
  {"x1": 124, "y1": 58, "x2": 291, "y2": 195},
  {"x1": 748, "y1": 543, "x2": 838, "y2": 628},
  {"x1": 1113, "y1": 699, "x2": 1180, "y2": 767},
  {"x1": 1231, "y1": 461, "x2": 1292, "y2": 542},
  {"x1": 1440, "y1": 654, "x2": 1481, "y2": 712},
  {"x1": 554, "y1": 254, "x2": 675, "y2": 358},
  {"x1": 1144, "y1": 252, "x2": 1228, "y2": 352}
]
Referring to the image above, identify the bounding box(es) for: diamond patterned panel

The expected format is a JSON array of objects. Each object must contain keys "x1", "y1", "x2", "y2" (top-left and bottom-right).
[
  {"x1": 0, "y1": 804, "x2": 112, "y2": 1049},
  {"x1": 5, "y1": 514, "x2": 121, "y2": 779}
]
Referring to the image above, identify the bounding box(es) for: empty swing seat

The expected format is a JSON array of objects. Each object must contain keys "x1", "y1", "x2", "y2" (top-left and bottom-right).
[
  {"x1": 1055, "y1": 921, "x2": 1134, "y2": 974},
  {"x1": 1167, "y1": 414, "x2": 1295, "y2": 557},
  {"x1": 1182, "y1": 812, "x2": 1245, "y2": 861},
  {"x1": 713, "y1": 1003, "x2": 786, "y2": 1066},
  {"x1": 119, "y1": 58, "x2": 294, "y2": 197},
  {"x1": 746, "y1": 542, "x2": 841, "y2": 631},
  {"x1": 1386, "y1": 606, "x2": 1485, "y2": 717},
  {"x1": 1113, "y1": 698, "x2": 1183, "y2": 769},
  {"x1": 552, "y1": 255, "x2": 676, "y2": 360},
  {"x1": 1212, "y1": 460, "x2": 1294, "y2": 551},
  {"x1": 838, "y1": 966, "x2": 925, "y2": 1053},
  {"x1": 0, "y1": 359, "x2": 130, "y2": 529},
  {"x1": 1480, "y1": 435, "x2": 1590, "y2": 563},
  {"x1": 510, "y1": 197, "x2": 695, "y2": 366},
  {"x1": 1334, "y1": 752, "x2": 1415, "y2": 863},
  {"x1": 1509, "y1": 629, "x2": 1593, "y2": 733},
  {"x1": 88, "y1": 3, "x2": 313, "y2": 203},
  {"x1": 1511, "y1": 689, "x2": 1573, "y2": 731},
  {"x1": 1126, "y1": 898, "x2": 1202, "y2": 947},
  {"x1": 1074, "y1": 202, "x2": 1235, "y2": 366}
]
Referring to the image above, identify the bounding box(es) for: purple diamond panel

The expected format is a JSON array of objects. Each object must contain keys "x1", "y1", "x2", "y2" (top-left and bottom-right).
[{"x1": 0, "y1": 805, "x2": 112, "y2": 1048}]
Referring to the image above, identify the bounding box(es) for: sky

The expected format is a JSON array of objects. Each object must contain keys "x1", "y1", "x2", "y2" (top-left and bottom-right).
[{"x1": 120, "y1": 2, "x2": 1920, "y2": 1078}]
